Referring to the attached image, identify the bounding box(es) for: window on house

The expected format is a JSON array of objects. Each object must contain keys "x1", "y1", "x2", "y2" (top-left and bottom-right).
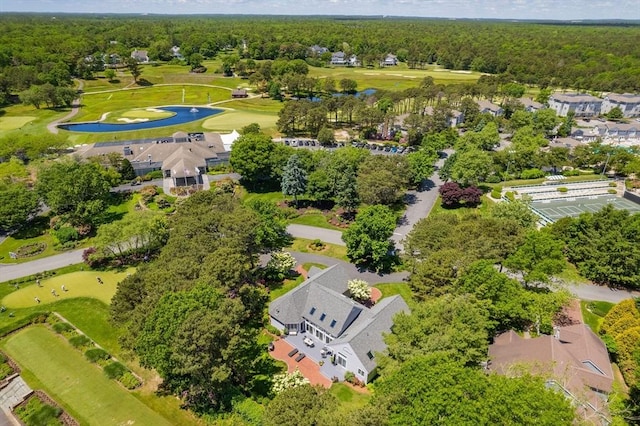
[
  {"x1": 357, "y1": 369, "x2": 365, "y2": 376},
  {"x1": 320, "y1": 313, "x2": 326, "y2": 321},
  {"x1": 366, "y1": 351, "x2": 374, "y2": 360},
  {"x1": 337, "y1": 355, "x2": 347, "y2": 367},
  {"x1": 330, "y1": 320, "x2": 336, "y2": 328},
  {"x1": 310, "y1": 307, "x2": 316, "y2": 315}
]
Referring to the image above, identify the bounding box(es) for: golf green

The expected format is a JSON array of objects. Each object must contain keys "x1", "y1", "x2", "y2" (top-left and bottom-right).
[
  {"x1": 2, "y1": 326, "x2": 172, "y2": 426},
  {"x1": 2, "y1": 268, "x2": 134, "y2": 308}
]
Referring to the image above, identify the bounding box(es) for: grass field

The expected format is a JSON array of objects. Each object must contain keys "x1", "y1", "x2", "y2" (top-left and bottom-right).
[
  {"x1": 0, "y1": 116, "x2": 36, "y2": 130},
  {"x1": 202, "y1": 108, "x2": 278, "y2": 134},
  {"x1": 2, "y1": 326, "x2": 173, "y2": 426},
  {"x1": 2, "y1": 268, "x2": 133, "y2": 308},
  {"x1": 581, "y1": 300, "x2": 615, "y2": 332},
  {"x1": 374, "y1": 282, "x2": 413, "y2": 304},
  {"x1": 288, "y1": 238, "x2": 348, "y2": 261},
  {"x1": 430, "y1": 195, "x2": 494, "y2": 217},
  {"x1": 329, "y1": 383, "x2": 371, "y2": 409}
]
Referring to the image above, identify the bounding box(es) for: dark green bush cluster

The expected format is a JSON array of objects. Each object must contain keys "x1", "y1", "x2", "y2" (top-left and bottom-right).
[
  {"x1": 0, "y1": 362, "x2": 13, "y2": 380},
  {"x1": 104, "y1": 361, "x2": 128, "y2": 380},
  {"x1": 119, "y1": 372, "x2": 141, "y2": 390},
  {"x1": 85, "y1": 348, "x2": 111, "y2": 363},
  {"x1": 69, "y1": 335, "x2": 91, "y2": 349},
  {"x1": 52, "y1": 322, "x2": 73, "y2": 334},
  {"x1": 53, "y1": 226, "x2": 79, "y2": 244},
  {"x1": 15, "y1": 396, "x2": 62, "y2": 426},
  {"x1": 490, "y1": 186, "x2": 502, "y2": 199}
]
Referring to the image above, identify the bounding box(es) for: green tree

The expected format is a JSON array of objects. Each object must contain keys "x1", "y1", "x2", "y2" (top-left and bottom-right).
[
  {"x1": 93, "y1": 211, "x2": 168, "y2": 260},
  {"x1": 382, "y1": 294, "x2": 490, "y2": 370},
  {"x1": 374, "y1": 355, "x2": 574, "y2": 426},
  {"x1": 241, "y1": 123, "x2": 262, "y2": 135},
  {"x1": 104, "y1": 68, "x2": 116, "y2": 82},
  {"x1": 230, "y1": 133, "x2": 278, "y2": 187},
  {"x1": 334, "y1": 168, "x2": 360, "y2": 214},
  {"x1": 0, "y1": 182, "x2": 40, "y2": 232},
  {"x1": 281, "y1": 154, "x2": 307, "y2": 206},
  {"x1": 356, "y1": 156, "x2": 409, "y2": 205},
  {"x1": 265, "y1": 384, "x2": 338, "y2": 426},
  {"x1": 490, "y1": 199, "x2": 538, "y2": 228},
  {"x1": 342, "y1": 205, "x2": 396, "y2": 271},
  {"x1": 450, "y1": 148, "x2": 493, "y2": 185},
  {"x1": 607, "y1": 106, "x2": 624, "y2": 121},
  {"x1": 125, "y1": 57, "x2": 142, "y2": 83},
  {"x1": 35, "y1": 158, "x2": 112, "y2": 227},
  {"x1": 504, "y1": 229, "x2": 565, "y2": 285},
  {"x1": 118, "y1": 158, "x2": 136, "y2": 181},
  {"x1": 316, "y1": 127, "x2": 334, "y2": 146},
  {"x1": 406, "y1": 149, "x2": 437, "y2": 187},
  {"x1": 339, "y1": 78, "x2": 357, "y2": 94}
]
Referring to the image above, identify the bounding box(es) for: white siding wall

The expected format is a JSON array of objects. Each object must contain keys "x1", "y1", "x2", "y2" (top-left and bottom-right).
[{"x1": 327, "y1": 343, "x2": 369, "y2": 383}]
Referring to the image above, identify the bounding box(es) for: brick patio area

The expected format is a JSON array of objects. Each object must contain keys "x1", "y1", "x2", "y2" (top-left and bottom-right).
[{"x1": 270, "y1": 338, "x2": 332, "y2": 388}]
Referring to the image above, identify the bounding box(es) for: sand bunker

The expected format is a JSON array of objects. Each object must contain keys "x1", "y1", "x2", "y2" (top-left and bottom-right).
[{"x1": 117, "y1": 117, "x2": 149, "y2": 123}]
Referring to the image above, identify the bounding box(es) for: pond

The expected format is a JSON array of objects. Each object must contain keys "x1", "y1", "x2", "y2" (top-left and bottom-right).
[{"x1": 58, "y1": 106, "x2": 224, "y2": 133}]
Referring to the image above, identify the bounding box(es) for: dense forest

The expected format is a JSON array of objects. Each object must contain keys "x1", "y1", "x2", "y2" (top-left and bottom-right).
[{"x1": 0, "y1": 13, "x2": 639, "y2": 102}]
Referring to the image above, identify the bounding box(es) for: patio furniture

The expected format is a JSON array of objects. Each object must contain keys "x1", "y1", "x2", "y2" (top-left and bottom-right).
[
  {"x1": 295, "y1": 353, "x2": 306, "y2": 362},
  {"x1": 267, "y1": 342, "x2": 275, "y2": 352},
  {"x1": 303, "y1": 337, "x2": 315, "y2": 347},
  {"x1": 288, "y1": 348, "x2": 299, "y2": 357}
]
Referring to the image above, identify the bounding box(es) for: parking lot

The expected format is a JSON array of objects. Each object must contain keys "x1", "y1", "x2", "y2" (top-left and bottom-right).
[{"x1": 279, "y1": 138, "x2": 415, "y2": 155}]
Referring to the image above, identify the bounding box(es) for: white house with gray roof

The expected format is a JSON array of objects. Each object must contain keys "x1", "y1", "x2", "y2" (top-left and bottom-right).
[
  {"x1": 602, "y1": 93, "x2": 640, "y2": 118},
  {"x1": 548, "y1": 93, "x2": 602, "y2": 117},
  {"x1": 269, "y1": 265, "x2": 408, "y2": 384}
]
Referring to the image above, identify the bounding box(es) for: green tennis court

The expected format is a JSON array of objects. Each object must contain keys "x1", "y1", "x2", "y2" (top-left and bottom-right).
[{"x1": 531, "y1": 196, "x2": 640, "y2": 223}]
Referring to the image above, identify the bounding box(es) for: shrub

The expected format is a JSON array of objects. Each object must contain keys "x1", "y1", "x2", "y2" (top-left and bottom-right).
[
  {"x1": 16, "y1": 243, "x2": 47, "y2": 258},
  {"x1": 104, "y1": 361, "x2": 128, "y2": 380},
  {"x1": 344, "y1": 371, "x2": 355, "y2": 383},
  {"x1": 520, "y1": 168, "x2": 545, "y2": 179},
  {"x1": 53, "y1": 226, "x2": 79, "y2": 244},
  {"x1": 85, "y1": 348, "x2": 111, "y2": 363},
  {"x1": 69, "y1": 335, "x2": 91, "y2": 349},
  {"x1": 15, "y1": 396, "x2": 62, "y2": 426},
  {"x1": 52, "y1": 322, "x2": 73, "y2": 334},
  {"x1": 608, "y1": 189, "x2": 617, "y2": 194},
  {"x1": 146, "y1": 170, "x2": 164, "y2": 179},
  {"x1": 562, "y1": 169, "x2": 580, "y2": 177},
  {"x1": 490, "y1": 186, "x2": 502, "y2": 199},
  {"x1": 118, "y1": 372, "x2": 141, "y2": 389},
  {"x1": 609, "y1": 182, "x2": 618, "y2": 187},
  {"x1": 557, "y1": 187, "x2": 568, "y2": 193},
  {"x1": 461, "y1": 186, "x2": 482, "y2": 206},
  {"x1": 348, "y1": 279, "x2": 371, "y2": 303},
  {"x1": 266, "y1": 324, "x2": 282, "y2": 336},
  {"x1": 0, "y1": 363, "x2": 13, "y2": 380},
  {"x1": 505, "y1": 191, "x2": 515, "y2": 201},
  {"x1": 140, "y1": 185, "x2": 158, "y2": 203},
  {"x1": 485, "y1": 175, "x2": 502, "y2": 184}
]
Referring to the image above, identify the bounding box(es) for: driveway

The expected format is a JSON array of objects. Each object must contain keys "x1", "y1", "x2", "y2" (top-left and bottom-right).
[
  {"x1": 392, "y1": 149, "x2": 451, "y2": 251},
  {"x1": 286, "y1": 225, "x2": 344, "y2": 246},
  {"x1": 562, "y1": 281, "x2": 640, "y2": 304},
  {"x1": 0, "y1": 249, "x2": 85, "y2": 282}
]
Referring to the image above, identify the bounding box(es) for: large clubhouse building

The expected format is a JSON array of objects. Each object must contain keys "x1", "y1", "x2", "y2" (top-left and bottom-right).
[{"x1": 75, "y1": 130, "x2": 240, "y2": 188}]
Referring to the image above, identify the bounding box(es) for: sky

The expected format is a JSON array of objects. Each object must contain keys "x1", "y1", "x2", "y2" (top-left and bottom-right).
[{"x1": 1, "y1": 0, "x2": 639, "y2": 20}]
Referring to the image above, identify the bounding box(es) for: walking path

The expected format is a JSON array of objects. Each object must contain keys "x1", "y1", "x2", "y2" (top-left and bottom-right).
[
  {"x1": 0, "y1": 250, "x2": 84, "y2": 282},
  {"x1": 46, "y1": 80, "x2": 83, "y2": 134}
]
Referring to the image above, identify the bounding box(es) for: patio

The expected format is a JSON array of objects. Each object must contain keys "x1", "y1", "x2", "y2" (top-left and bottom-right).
[
  {"x1": 283, "y1": 331, "x2": 346, "y2": 382},
  {"x1": 271, "y1": 338, "x2": 332, "y2": 388}
]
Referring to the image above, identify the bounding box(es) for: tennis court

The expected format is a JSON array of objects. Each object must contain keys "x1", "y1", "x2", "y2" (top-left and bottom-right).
[{"x1": 531, "y1": 196, "x2": 640, "y2": 223}]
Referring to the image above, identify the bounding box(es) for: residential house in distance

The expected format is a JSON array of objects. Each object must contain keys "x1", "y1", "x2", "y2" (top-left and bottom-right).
[
  {"x1": 131, "y1": 49, "x2": 149, "y2": 63},
  {"x1": 170, "y1": 46, "x2": 184, "y2": 60},
  {"x1": 489, "y1": 324, "x2": 614, "y2": 424},
  {"x1": 570, "y1": 121, "x2": 640, "y2": 146},
  {"x1": 548, "y1": 93, "x2": 602, "y2": 117},
  {"x1": 381, "y1": 53, "x2": 398, "y2": 66},
  {"x1": 601, "y1": 93, "x2": 640, "y2": 118},
  {"x1": 309, "y1": 45, "x2": 329, "y2": 56},
  {"x1": 231, "y1": 88, "x2": 248, "y2": 98},
  {"x1": 477, "y1": 100, "x2": 504, "y2": 117},
  {"x1": 424, "y1": 106, "x2": 465, "y2": 128},
  {"x1": 330, "y1": 51, "x2": 359, "y2": 67},
  {"x1": 518, "y1": 97, "x2": 545, "y2": 113},
  {"x1": 269, "y1": 265, "x2": 409, "y2": 384}
]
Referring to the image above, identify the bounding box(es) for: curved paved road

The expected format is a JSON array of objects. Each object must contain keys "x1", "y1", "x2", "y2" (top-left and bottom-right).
[
  {"x1": 47, "y1": 80, "x2": 83, "y2": 134},
  {"x1": 0, "y1": 249, "x2": 84, "y2": 282},
  {"x1": 286, "y1": 225, "x2": 344, "y2": 246},
  {"x1": 392, "y1": 150, "x2": 450, "y2": 251}
]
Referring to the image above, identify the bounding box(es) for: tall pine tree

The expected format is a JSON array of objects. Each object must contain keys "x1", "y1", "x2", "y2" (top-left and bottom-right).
[{"x1": 281, "y1": 154, "x2": 307, "y2": 207}]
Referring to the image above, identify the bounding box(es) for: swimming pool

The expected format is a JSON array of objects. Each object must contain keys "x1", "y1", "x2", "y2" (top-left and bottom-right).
[{"x1": 58, "y1": 106, "x2": 223, "y2": 133}]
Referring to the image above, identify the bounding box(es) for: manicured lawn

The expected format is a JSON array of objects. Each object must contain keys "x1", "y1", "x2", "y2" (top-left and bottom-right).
[
  {"x1": 2, "y1": 268, "x2": 134, "y2": 308},
  {"x1": 0, "y1": 116, "x2": 36, "y2": 130},
  {"x1": 374, "y1": 282, "x2": 413, "y2": 304},
  {"x1": 302, "y1": 262, "x2": 327, "y2": 272},
  {"x1": 202, "y1": 109, "x2": 278, "y2": 134},
  {"x1": 288, "y1": 238, "x2": 348, "y2": 261},
  {"x1": 269, "y1": 274, "x2": 306, "y2": 302},
  {"x1": 74, "y1": 85, "x2": 231, "y2": 123},
  {"x1": 0, "y1": 216, "x2": 60, "y2": 264},
  {"x1": 329, "y1": 383, "x2": 371, "y2": 409},
  {"x1": 2, "y1": 326, "x2": 173, "y2": 426},
  {"x1": 581, "y1": 300, "x2": 615, "y2": 332},
  {"x1": 289, "y1": 210, "x2": 345, "y2": 231},
  {"x1": 429, "y1": 195, "x2": 494, "y2": 217}
]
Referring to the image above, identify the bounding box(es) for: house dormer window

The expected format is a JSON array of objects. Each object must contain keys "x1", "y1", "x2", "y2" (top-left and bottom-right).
[
  {"x1": 330, "y1": 320, "x2": 337, "y2": 328},
  {"x1": 367, "y1": 351, "x2": 374, "y2": 360},
  {"x1": 310, "y1": 307, "x2": 316, "y2": 315},
  {"x1": 320, "y1": 313, "x2": 326, "y2": 321}
]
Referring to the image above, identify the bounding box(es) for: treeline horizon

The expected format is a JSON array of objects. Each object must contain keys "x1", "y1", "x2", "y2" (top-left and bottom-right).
[{"x1": 1, "y1": 14, "x2": 639, "y2": 95}]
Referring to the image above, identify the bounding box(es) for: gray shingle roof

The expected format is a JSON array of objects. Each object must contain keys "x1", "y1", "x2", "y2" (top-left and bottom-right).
[{"x1": 328, "y1": 295, "x2": 409, "y2": 372}]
